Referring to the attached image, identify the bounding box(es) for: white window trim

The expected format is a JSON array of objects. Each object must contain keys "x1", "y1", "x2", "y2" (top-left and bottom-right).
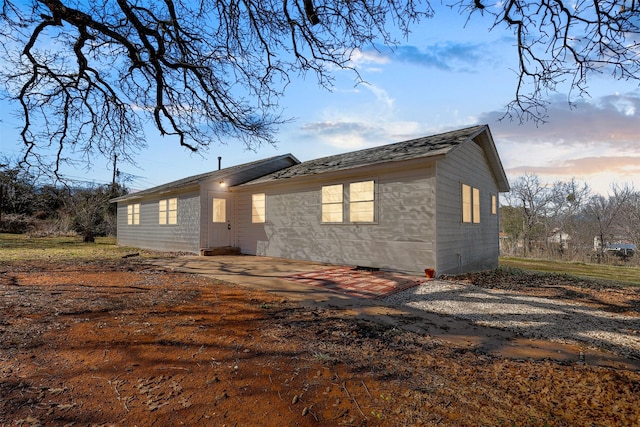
[
  {"x1": 252, "y1": 193, "x2": 266, "y2": 223},
  {"x1": 127, "y1": 203, "x2": 140, "y2": 225},
  {"x1": 321, "y1": 184, "x2": 344, "y2": 223},
  {"x1": 321, "y1": 180, "x2": 377, "y2": 224},
  {"x1": 473, "y1": 187, "x2": 481, "y2": 224},
  {"x1": 159, "y1": 197, "x2": 178, "y2": 225},
  {"x1": 349, "y1": 180, "x2": 375, "y2": 223},
  {"x1": 462, "y1": 184, "x2": 481, "y2": 224}
]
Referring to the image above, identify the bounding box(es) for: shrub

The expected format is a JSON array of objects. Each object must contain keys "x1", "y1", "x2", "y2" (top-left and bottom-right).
[{"x1": 0, "y1": 214, "x2": 36, "y2": 234}]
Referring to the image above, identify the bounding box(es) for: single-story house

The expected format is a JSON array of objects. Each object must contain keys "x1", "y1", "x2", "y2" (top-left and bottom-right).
[{"x1": 111, "y1": 124, "x2": 510, "y2": 275}]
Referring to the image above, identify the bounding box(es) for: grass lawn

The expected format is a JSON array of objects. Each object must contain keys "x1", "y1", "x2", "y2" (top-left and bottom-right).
[
  {"x1": 0, "y1": 233, "x2": 159, "y2": 263},
  {"x1": 500, "y1": 256, "x2": 640, "y2": 287},
  {"x1": 2, "y1": 233, "x2": 638, "y2": 287}
]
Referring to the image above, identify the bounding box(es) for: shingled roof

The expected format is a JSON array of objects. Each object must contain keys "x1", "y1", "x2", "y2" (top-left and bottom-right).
[
  {"x1": 242, "y1": 125, "x2": 503, "y2": 186},
  {"x1": 112, "y1": 125, "x2": 509, "y2": 202},
  {"x1": 111, "y1": 154, "x2": 298, "y2": 202}
]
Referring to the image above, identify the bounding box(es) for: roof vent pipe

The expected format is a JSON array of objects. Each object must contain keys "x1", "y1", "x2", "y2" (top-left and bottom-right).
[{"x1": 218, "y1": 156, "x2": 222, "y2": 170}]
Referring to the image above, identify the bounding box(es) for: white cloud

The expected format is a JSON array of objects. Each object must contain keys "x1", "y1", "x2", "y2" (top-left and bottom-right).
[
  {"x1": 481, "y1": 93, "x2": 640, "y2": 148},
  {"x1": 476, "y1": 93, "x2": 640, "y2": 193},
  {"x1": 294, "y1": 78, "x2": 453, "y2": 153},
  {"x1": 363, "y1": 83, "x2": 395, "y2": 116},
  {"x1": 350, "y1": 49, "x2": 390, "y2": 66}
]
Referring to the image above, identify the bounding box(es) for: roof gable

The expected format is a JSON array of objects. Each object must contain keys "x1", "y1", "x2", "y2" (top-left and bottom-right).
[{"x1": 467, "y1": 126, "x2": 510, "y2": 192}]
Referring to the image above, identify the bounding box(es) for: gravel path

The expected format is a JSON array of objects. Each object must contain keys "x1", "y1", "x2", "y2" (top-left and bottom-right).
[{"x1": 383, "y1": 280, "x2": 640, "y2": 360}]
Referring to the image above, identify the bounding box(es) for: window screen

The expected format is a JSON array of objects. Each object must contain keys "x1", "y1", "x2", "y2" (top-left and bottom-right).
[
  {"x1": 252, "y1": 193, "x2": 266, "y2": 223},
  {"x1": 127, "y1": 203, "x2": 140, "y2": 225},
  {"x1": 159, "y1": 198, "x2": 178, "y2": 225},
  {"x1": 462, "y1": 184, "x2": 472, "y2": 223},
  {"x1": 349, "y1": 181, "x2": 375, "y2": 222},
  {"x1": 321, "y1": 184, "x2": 343, "y2": 223}
]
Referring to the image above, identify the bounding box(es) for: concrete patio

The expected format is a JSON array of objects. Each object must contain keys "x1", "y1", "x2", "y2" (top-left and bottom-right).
[{"x1": 148, "y1": 254, "x2": 640, "y2": 371}]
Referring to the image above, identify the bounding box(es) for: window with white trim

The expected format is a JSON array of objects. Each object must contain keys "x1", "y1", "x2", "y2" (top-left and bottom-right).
[
  {"x1": 321, "y1": 184, "x2": 343, "y2": 223},
  {"x1": 473, "y1": 187, "x2": 480, "y2": 223},
  {"x1": 159, "y1": 198, "x2": 178, "y2": 225},
  {"x1": 212, "y1": 198, "x2": 226, "y2": 223},
  {"x1": 252, "y1": 193, "x2": 266, "y2": 223},
  {"x1": 127, "y1": 203, "x2": 140, "y2": 225},
  {"x1": 349, "y1": 180, "x2": 375, "y2": 222},
  {"x1": 462, "y1": 184, "x2": 480, "y2": 224},
  {"x1": 321, "y1": 180, "x2": 376, "y2": 224}
]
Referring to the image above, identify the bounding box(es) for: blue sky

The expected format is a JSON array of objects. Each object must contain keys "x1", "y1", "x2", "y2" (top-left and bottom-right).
[{"x1": 1, "y1": 5, "x2": 639, "y2": 196}]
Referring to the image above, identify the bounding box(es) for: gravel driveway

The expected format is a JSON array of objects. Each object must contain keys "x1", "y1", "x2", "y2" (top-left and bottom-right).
[{"x1": 383, "y1": 280, "x2": 640, "y2": 360}]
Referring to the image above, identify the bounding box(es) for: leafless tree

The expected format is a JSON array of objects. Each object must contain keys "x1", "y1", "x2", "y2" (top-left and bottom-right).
[
  {"x1": 503, "y1": 173, "x2": 556, "y2": 256},
  {"x1": 611, "y1": 186, "x2": 639, "y2": 252},
  {"x1": 585, "y1": 183, "x2": 634, "y2": 262},
  {"x1": 2, "y1": 0, "x2": 639, "y2": 176},
  {"x1": 63, "y1": 183, "x2": 124, "y2": 242},
  {"x1": 546, "y1": 178, "x2": 591, "y2": 257},
  {"x1": 0, "y1": 0, "x2": 431, "y2": 177}
]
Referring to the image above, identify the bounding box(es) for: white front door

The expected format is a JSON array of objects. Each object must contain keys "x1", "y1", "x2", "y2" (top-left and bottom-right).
[{"x1": 208, "y1": 191, "x2": 232, "y2": 247}]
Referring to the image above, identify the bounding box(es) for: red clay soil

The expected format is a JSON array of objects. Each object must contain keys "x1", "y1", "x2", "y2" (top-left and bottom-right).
[{"x1": 1, "y1": 259, "x2": 640, "y2": 426}]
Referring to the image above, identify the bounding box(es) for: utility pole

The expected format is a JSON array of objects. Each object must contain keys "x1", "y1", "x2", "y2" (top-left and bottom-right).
[{"x1": 111, "y1": 154, "x2": 118, "y2": 187}]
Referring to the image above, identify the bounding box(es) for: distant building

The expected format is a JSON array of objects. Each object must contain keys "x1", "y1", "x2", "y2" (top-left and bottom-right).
[
  {"x1": 548, "y1": 228, "x2": 571, "y2": 249},
  {"x1": 594, "y1": 237, "x2": 636, "y2": 258}
]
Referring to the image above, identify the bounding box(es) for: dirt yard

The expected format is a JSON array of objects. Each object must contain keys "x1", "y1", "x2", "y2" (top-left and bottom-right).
[{"x1": 1, "y1": 258, "x2": 639, "y2": 426}]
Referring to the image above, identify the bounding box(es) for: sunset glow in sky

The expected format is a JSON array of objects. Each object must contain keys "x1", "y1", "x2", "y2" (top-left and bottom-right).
[{"x1": 1, "y1": 5, "x2": 639, "y2": 197}]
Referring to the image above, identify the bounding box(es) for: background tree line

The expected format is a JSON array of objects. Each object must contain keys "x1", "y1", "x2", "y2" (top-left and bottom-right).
[
  {"x1": 4, "y1": 160, "x2": 639, "y2": 267},
  {"x1": 0, "y1": 161, "x2": 127, "y2": 242},
  {"x1": 501, "y1": 174, "x2": 639, "y2": 265}
]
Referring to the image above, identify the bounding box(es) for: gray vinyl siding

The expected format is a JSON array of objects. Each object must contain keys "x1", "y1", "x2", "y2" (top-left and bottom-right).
[
  {"x1": 114, "y1": 156, "x2": 298, "y2": 253},
  {"x1": 236, "y1": 165, "x2": 437, "y2": 274},
  {"x1": 198, "y1": 186, "x2": 208, "y2": 249},
  {"x1": 116, "y1": 191, "x2": 201, "y2": 253},
  {"x1": 193, "y1": 157, "x2": 299, "y2": 249},
  {"x1": 435, "y1": 139, "x2": 500, "y2": 274},
  {"x1": 112, "y1": 127, "x2": 507, "y2": 274}
]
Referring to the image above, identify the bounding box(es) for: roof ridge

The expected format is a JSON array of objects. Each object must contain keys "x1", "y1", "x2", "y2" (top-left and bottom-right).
[
  {"x1": 110, "y1": 153, "x2": 296, "y2": 201},
  {"x1": 300, "y1": 124, "x2": 487, "y2": 165},
  {"x1": 241, "y1": 125, "x2": 488, "y2": 185}
]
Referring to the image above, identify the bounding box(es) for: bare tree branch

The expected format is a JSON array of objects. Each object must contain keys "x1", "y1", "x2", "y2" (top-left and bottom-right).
[
  {"x1": 458, "y1": 0, "x2": 640, "y2": 122},
  {"x1": 0, "y1": 0, "x2": 432, "y2": 177},
  {"x1": 1, "y1": 0, "x2": 639, "y2": 178}
]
